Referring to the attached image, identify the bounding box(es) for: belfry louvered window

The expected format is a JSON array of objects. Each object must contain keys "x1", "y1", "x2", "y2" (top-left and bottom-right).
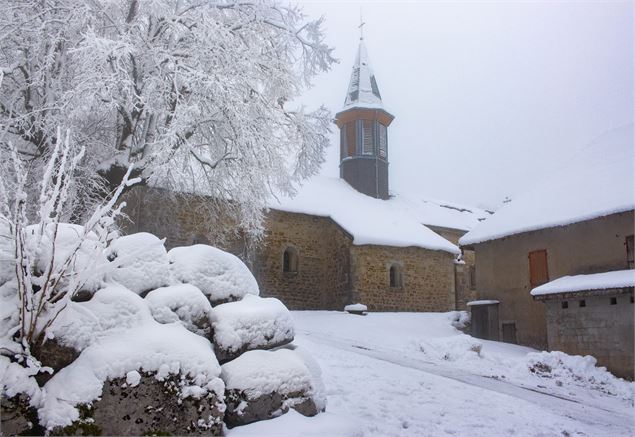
[
  {"x1": 361, "y1": 120, "x2": 374, "y2": 155},
  {"x1": 378, "y1": 123, "x2": 387, "y2": 159}
]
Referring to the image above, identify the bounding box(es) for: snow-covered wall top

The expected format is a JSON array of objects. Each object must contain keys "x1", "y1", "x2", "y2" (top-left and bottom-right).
[
  {"x1": 269, "y1": 176, "x2": 460, "y2": 254},
  {"x1": 460, "y1": 124, "x2": 634, "y2": 246},
  {"x1": 342, "y1": 39, "x2": 384, "y2": 110},
  {"x1": 531, "y1": 269, "x2": 635, "y2": 296}
]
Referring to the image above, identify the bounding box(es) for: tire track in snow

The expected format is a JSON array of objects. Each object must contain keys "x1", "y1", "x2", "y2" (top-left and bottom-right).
[{"x1": 297, "y1": 329, "x2": 634, "y2": 435}]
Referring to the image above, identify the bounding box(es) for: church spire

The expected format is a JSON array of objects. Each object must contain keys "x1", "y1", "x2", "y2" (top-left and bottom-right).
[
  {"x1": 335, "y1": 31, "x2": 394, "y2": 200},
  {"x1": 343, "y1": 38, "x2": 383, "y2": 110}
]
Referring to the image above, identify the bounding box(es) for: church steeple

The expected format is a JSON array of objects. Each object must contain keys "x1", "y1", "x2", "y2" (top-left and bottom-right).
[{"x1": 335, "y1": 36, "x2": 394, "y2": 200}]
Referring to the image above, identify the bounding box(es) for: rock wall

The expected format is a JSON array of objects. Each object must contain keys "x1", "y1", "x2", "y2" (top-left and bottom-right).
[
  {"x1": 543, "y1": 291, "x2": 634, "y2": 380},
  {"x1": 350, "y1": 245, "x2": 455, "y2": 312}
]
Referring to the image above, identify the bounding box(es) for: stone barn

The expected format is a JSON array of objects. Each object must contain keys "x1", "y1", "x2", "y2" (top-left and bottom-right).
[{"x1": 460, "y1": 124, "x2": 634, "y2": 379}]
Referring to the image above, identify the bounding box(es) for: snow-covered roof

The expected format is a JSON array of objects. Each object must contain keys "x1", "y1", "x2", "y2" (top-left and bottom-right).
[
  {"x1": 460, "y1": 124, "x2": 634, "y2": 246},
  {"x1": 531, "y1": 270, "x2": 635, "y2": 297},
  {"x1": 342, "y1": 39, "x2": 384, "y2": 110},
  {"x1": 269, "y1": 176, "x2": 460, "y2": 254},
  {"x1": 389, "y1": 193, "x2": 491, "y2": 232}
]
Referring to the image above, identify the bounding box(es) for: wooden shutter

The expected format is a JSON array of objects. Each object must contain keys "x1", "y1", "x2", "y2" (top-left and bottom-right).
[
  {"x1": 362, "y1": 120, "x2": 373, "y2": 155},
  {"x1": 626, "y1": 235, "x2": 634, "y2": 269},
  {"x1": 378, "y1": 123, "x2": 387, "y2": 159},
  {"x1": 346, "y1": 122, "x2": 356, "y2": 156},
  {"x1": 529, "y1": 250, "x2": 549, "y2": 287}
]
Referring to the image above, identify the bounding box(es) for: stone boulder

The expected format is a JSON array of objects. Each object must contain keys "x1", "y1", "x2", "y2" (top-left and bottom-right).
[
  {"x1": 168, "y1": 245, "x2": 259, "y2": 306},
  {"x1": 51, "y1": 373, "x2": 225, "y2": 436},
  {"x1": 105, "y1": 232, "x2": 171, "y2": 296},
  {"x1": 220, "y1": 349, "x2": 321, "y2": 428},
  {"x1": 1, "y1": 394, "x2": 42, "y2": 436},
  {"x1": 211, "y1": 295, "x2": 294, "y2": 363},
  {"x1": 145, "y1": 284, "x2": 213, "y2": 337}
]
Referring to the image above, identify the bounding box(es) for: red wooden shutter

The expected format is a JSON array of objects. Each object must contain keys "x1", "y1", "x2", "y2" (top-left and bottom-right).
[{"x1": 529, "y1": 250, "x2": 549, "y2": 287}]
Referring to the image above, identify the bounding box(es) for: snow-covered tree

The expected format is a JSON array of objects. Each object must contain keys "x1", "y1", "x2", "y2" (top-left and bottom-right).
[{"x1": 0, "y1": 0, "x2": 335, "y2": 236}]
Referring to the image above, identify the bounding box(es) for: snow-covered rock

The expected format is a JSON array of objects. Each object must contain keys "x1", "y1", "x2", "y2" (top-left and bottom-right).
[
  {"x1": 47, "y1": 285, "x2": 153, "y2": 352},
  {"x1": 168, "y1": 244, "x2": 259, "y2": 305},
  {"x1": 145, "y1": 284, "x2": 213, "y2": 336},
  {"x1": 211, "y1": 295, "x2": 294, "y2": 363},
  {"x1": 221, "y1": 349, "x2": 321, "y2": 427},
  {"x1": 50, "y1": 373, "x2": 225, "y2": 436},
  {"x1": 344, "y1": 303, "x2": 367, "y2": 315},
  {"x1": 40, "y1": 322, "x2": 224, "y2": 430},
  {"x1": 25, "y1": 223, "x2": 107, "y2": 292},
  {"x1": 105, "y1": 232, "x2": 171, "y2": 295}
]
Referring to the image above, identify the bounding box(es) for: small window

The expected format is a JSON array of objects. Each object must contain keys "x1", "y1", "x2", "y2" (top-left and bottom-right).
[
  {"x1": 610, "y1": 297, "x2": 617, "y2": 305},
  {"x1": 630, "y1": 295, "x2": 634, "y2": 304},
  {"x1": 389, "y1": 264, "x2": 403, "y2": 288},
  {"x1": 579, "y1": 300, "x2": 586, "y2": 308},
  {"x1": 283, "y1": 247, "x2": 298, "y2": 274},
  {"x1": 561, "y1": 301, "x2": 568, "y2": 309},
  {"x1": 528, "y1": 250, "x2": 549, "y2": 287},
  {"x1": 626, "y1": 235, "x2": 634, "y2": 269}
]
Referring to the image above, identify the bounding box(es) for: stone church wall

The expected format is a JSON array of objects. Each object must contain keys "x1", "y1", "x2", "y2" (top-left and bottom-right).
[
  {"x1": 350, "y1": 245, "x2": 455, "y2": 312},
  {"x1": 429, "y1": 226, "x2": 477, "y2": 311},
  {"x1": 253, "y1": 210, "x2": 352, "y2": 310}
]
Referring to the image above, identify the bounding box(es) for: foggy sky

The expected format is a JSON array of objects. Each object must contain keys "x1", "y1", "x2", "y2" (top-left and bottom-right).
[{"x1": 296, "y1": 0, "x2": 633, "y2": 210}]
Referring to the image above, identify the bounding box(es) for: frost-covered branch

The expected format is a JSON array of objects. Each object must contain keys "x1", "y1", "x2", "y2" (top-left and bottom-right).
[{"x1": 0, "y1": 0, "x2": 336, "y2": 239}]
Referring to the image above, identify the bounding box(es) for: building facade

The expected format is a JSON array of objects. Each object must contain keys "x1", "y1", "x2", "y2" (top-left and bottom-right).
[{"x1": 123, "y1": 37, "x2": 487, "y2": 313}]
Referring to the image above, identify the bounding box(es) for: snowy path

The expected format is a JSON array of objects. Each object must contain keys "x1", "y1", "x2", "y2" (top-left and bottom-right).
[{"x1": 291, "y1": 312, "x2": 635, "y2": 437}]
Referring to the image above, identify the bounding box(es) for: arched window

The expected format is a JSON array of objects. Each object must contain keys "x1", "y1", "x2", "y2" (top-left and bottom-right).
[
  {"x1": 389, "y1": 264, "x2": 403, "y2": 288},
  {"x1": 283, "y1": 247, "x2": 299, "y2": 273}
]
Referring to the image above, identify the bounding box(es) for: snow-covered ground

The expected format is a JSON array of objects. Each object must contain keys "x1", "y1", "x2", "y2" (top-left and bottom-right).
[{"x1": 230, "y1": 311, "x2": 635, "y2": 436}]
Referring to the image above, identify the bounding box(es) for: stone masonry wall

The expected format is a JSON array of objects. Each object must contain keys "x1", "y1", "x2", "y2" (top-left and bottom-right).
[
  {"x1": 253, "y1": 210, "x2": 352, "y2": 310},
  {"x1": 350, "y1": 245, "x2": 455, "y2": 312},
  {"x1": 429, "y1": 226, "x2": 476, "y2": 310},
  {"x1": 543, "y1": 291, "x2": 634, "y2": 380}
]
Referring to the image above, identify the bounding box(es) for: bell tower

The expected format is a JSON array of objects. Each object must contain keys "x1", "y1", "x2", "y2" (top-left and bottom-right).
[{"x1": 335, "y1": 34, "x2": 394, "y2": 199}]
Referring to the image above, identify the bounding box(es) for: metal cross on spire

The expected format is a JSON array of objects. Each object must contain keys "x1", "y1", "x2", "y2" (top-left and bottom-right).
[{"x1": 358, "y1": 9, "x2": 365, "y2": 40}]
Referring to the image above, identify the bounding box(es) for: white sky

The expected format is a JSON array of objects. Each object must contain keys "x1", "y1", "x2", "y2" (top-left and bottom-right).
[{"x1": 294, "y1": 0, "x2": 633, "y2": 210}]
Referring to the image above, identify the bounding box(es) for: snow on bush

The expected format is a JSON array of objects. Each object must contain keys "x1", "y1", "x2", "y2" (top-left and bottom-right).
[
  {"x1": 521, "y1": 351, "x2": 634, "y2": 400},
  {"x1": 105, "y1": 232, "x2": 171, "y2": 295},
  {"x1": 221, "y1": 349, "x2": 314, "y2": 399},
  {"x1": 39, "y1": 322, "x2": 224, "y2": 429},
  {"x1": 145, "y1": 284, "x2": 213, "y2": 336},
  {"x1": 419, "y1": 334, "x2": 483, "y2": 362},
  {"x1": 47, "y1": 285, "x2": 153, "y2": 351},
  {"x1": 211, "y1": 295, "x2": 294, "y2": 358},
  {"x1": 24, "y1": 223, "x2": 108, "y2": 293},
  {"x1": 168, "y1": 244, "x2": 259, "y2": 304}
]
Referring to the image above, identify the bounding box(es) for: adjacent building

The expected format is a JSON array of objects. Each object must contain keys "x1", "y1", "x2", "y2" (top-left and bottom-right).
[{"x1": 460, "y1": 124, "x2": 634, "y2": 379}]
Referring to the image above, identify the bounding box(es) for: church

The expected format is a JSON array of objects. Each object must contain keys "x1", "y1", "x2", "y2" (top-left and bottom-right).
[{"x1": 123, "y1": 38, "x2": 490, "y2": 312}]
